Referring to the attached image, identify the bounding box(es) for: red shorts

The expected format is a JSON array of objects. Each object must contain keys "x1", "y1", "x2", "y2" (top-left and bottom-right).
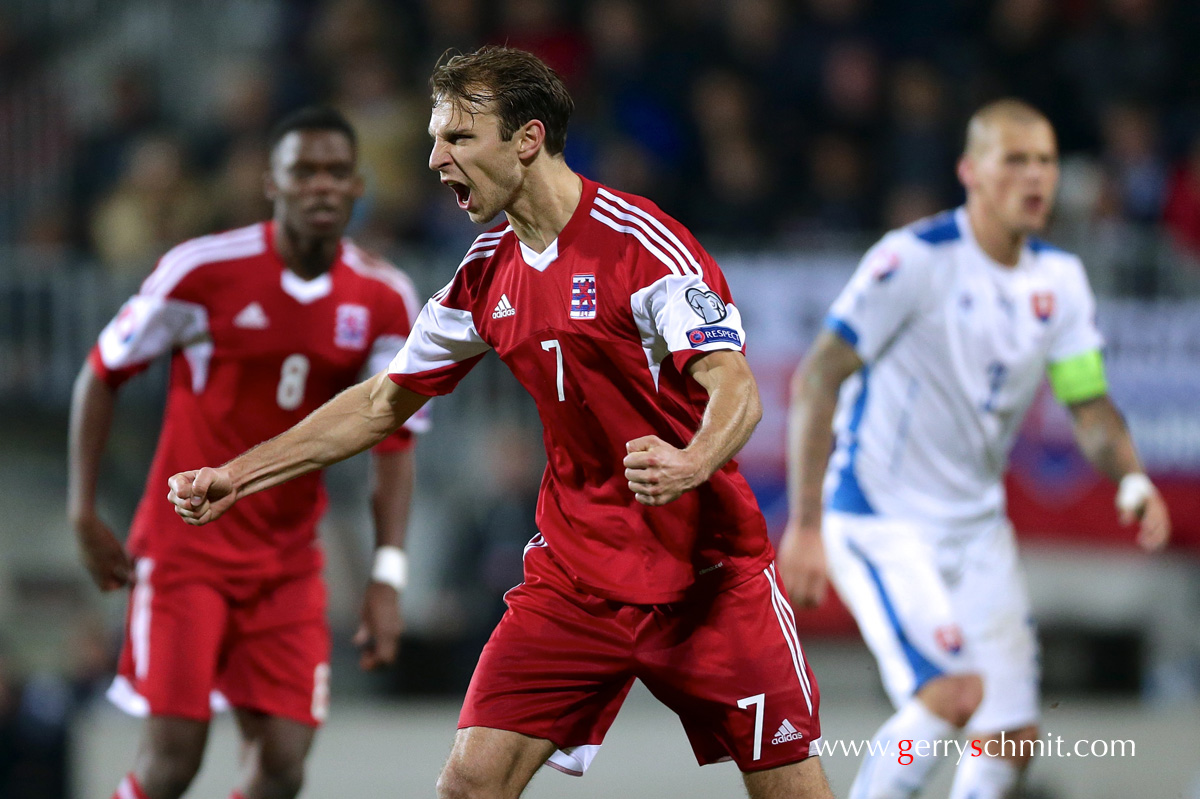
[
  {"x1": 109, "y1": 558, "x2": 331, "y2": 727},
  {"x1": 460, "y1": 537, "x2": 821, "y2": 773}
]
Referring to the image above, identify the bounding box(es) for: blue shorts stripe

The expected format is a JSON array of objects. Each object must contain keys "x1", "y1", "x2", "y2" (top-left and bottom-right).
[{"x1": 845, "y1": 540, "x2": 943, "y2": 692}]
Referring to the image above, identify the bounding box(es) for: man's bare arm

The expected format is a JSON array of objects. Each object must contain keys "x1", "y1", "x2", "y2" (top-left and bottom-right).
[
  {"x1": 1069, "y1": 394, "x2": 1170, "y2": 550},
  {"x1": 786, "y1": 331, "x2": 863, "y2": 529},
  {"x1": 68, "y1": 362, "x2": 135, "y2": 590},
  {"x1": 354, "y1": 445, "x2": 416, "y2": 670},
  {"x1": 779, "y1": 331, "x2": 863, "y2": 607},
  {"x1": 623, "y1": 350, "x2": 762, "y2": 506},
  {"x1": 168, "y1": 372, "x2": 429, "y2": 525}
]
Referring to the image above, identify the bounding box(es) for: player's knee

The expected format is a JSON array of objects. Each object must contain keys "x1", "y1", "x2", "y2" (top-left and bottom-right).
[
  {"x1": 254, "y1": 745, "x2": 307, "y2": 798},
  {"x1": 436, "y1": 762, "x2": 500, "y2": 799},
  {"x1": 1002, "y1": 724, "x2": 1041, "y2": 767},
  {"x1": 253, "y1": 767, "x2": 304, "y2": 799},
  {"x1": 138, "y1": 746, "x2": 204, "y2": 799},
  {"x1": 920, "y1": 674, "x2": 983, "y2": 728},
  {"x1": 944, "y1": 674, "x2": 983, "y2": 727},
  {"x1": 436, "y1": 767, "x2": 474, "y2": 799}
]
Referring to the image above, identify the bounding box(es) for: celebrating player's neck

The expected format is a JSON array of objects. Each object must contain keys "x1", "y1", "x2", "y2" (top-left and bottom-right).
[
  {"x1": 965, "y1": 199, "x2": 1025, "y2": 268},
  {"x1": 504, "y1": 160, "x2": 582, "y2": 254},
  {"x1": 275, "y1": 221, "x2": 340, "y2": 279}
]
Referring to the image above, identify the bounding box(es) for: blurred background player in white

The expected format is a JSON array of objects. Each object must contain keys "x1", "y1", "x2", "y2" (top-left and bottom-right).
[
  {"x1": 164, "y1": 46, "x2": 833, "y2": 799},
  {"x1": 67, "y1": 107, "x2": 424, "y2": 799},
  {"x1": 779, "y1": 99, "x2": 1171, "y2": 799}
]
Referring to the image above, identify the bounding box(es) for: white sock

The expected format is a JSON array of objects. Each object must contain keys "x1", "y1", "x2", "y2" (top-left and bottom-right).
[
  {"x1": 849, "y1": 698, "x2": 957, "y2": 799},
  {"x1": 948, "y1": 752, "x2": 1020, "y2": 799}
]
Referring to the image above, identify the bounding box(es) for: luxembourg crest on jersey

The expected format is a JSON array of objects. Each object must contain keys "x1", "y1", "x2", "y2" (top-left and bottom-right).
[
  {"x1": 570, "y1": 274, "x2": 597, "y2": 319},
  {"x1": 335, "y1": 304, "x2": 369, "y2": 349},
  {"x1": 1031, "y1": 291, "x2": 1055, "y2": 323},
  {"x1": 115, "y1": 301, "x2": 140, "y2": 344}
]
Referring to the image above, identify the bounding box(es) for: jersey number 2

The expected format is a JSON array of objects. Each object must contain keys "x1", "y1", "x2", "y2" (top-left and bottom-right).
[
  {"x1": 982, "y1": 360, "x2": 1007, "y2": 413},
  {"x1": 277, "y1": 353, "x2": 311, "y2": 410},
  {"x1": 540, "y1": 339, "x2": 565, "y2": 402}
]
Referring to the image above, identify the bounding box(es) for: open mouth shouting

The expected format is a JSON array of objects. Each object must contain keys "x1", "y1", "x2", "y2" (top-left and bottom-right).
[
  {"x1": 444, "y1": 179, "x2": 472, "y2": 210},
  {"x1": 1022, "y1": 194, "x2": 1045, "y2": 215}
]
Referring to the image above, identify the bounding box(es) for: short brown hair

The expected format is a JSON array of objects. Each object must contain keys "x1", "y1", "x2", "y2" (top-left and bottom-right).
[
  {"x1": 963, "y1": 99, "x2": 1053, "y2": 156},
  {"x1": 429, "y1": 46, "x2": 574, "y2": 156}
]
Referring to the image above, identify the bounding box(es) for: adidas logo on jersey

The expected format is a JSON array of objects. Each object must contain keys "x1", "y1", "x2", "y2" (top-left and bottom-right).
[
  {"x1": 492, "y1": 294, "x2": 516, "y2": 319},
  {"x1": 771, "y1": 719, "x2": 803, "y2": 745},
  {"x1": 233, "y1": 301, "x2": 269, "y2": 329}
]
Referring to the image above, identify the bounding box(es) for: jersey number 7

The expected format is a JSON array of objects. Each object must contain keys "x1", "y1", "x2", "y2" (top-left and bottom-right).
[{"x1": 540, "y1": 339, "x2": 565, "y2": 402}]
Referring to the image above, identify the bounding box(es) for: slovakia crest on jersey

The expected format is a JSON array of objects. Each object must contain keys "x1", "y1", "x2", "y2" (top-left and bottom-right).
[
  {"x1": 570, "y1": 274, "x2": 597, "y2": 319},
  {"x1": 869, "y1": 250, "x2": 901, "y2": 282},
  {"x1": 335, "y1": 304, "x2": 369, "y2": 349},
  {"x1": 935, "y1": 624, "x2": 963, "y2": 655},
  {"x1": 1031, "y1": 291, "x2": 1055, "y2": 323}
]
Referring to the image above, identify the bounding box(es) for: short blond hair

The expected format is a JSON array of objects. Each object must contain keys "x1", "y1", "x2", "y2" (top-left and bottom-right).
[{"x1": 963, "y1": 99, "x2": 1052, "y2": 156}]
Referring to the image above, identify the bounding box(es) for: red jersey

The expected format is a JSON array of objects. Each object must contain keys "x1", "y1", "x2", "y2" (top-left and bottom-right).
[
  {"x1": 388, "y1": 176, "x2": 771, "y2": 603},
  {"x1": 91, "y1": 222, "x2": 424, "y2": 581}
]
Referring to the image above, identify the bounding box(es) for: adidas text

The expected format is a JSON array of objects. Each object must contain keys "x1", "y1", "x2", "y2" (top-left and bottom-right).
[
  {"x1": 772, "y1": 719, "x2": 803, "y2": 745},
  {"x1": 492, "y1": 294, "x2": 516, "y2": 319}
]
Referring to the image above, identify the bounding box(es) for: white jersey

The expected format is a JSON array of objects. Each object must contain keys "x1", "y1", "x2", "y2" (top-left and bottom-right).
[{"x1": 824, "y1": 207, "x2": 1103, "y2": 527}]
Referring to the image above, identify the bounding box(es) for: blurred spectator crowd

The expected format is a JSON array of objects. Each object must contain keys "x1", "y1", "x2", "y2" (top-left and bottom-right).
[{"x1": 4, "y1": 0, "x2": 1200, "y2": 278}]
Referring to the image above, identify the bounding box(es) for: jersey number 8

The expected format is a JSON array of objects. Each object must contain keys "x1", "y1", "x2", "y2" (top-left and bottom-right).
[{"x1": 276, "y1": 353, "x2": 311, "y2": 411}]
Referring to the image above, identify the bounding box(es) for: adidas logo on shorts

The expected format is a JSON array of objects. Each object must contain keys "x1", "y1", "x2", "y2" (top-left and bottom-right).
[
  {"x1": 771, "y1": 719, "x2": 804, "y2": 745},
  {"x1": 492, "y1": 294, "x2": 516, "y2": 319}
]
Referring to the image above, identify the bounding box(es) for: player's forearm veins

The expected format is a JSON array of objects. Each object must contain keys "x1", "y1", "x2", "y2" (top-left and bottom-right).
[
  {"x1": 685, "y1": 355, "x2": 762, "y2": 484},
  {"x1": 229, "y1": 375, "x2": 411, "y2": 498}
]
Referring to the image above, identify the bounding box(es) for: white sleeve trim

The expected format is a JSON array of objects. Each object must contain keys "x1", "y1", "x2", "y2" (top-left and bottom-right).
[
  {"x1": 595, "y1": 187, "x2": 703, "y2": 276},
  {"x1": 97, "y1": 295, "x2": 209, "y2": 372},
  {"x1": 368, "y1": 334, "x2": 408, "y2": 376},
  {"x1": 342, "y1": 245, "x2": 423, "y2": 322},
  {"x1": 593, "y1": 196, "x2": 700, "y2": 278},
  {"x1": 630, "y1": 274, "x2": 746, "y2": 366},
  {"x1": 369, "y1": 332, "x2": 432, "y2": 432},
  {"x1": 388, "y1": 299, "x2": 490, "y2": 377},
  {"x1": 140, "y1": 225, "x2": 264, "y2": 298}
]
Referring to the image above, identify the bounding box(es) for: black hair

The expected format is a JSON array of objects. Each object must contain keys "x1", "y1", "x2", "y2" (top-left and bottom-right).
[{"x1": 267, "y1": 106, "x2": 357, "y2": 154}]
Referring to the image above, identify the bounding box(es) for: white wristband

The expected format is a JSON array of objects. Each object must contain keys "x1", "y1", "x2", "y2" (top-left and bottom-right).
[
  {"x1": 371, "y1": 546, "x2": 408, "y2": 591},
  {"x1": 1116, "y1": 473, "x2": 1153, "y2": 514}
]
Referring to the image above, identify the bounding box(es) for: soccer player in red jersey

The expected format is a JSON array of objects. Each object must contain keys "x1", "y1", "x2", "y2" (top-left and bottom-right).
[
  {"x1": 68, "y1": 107, "x2": 424, "y2": 799},
  {"x1": 166, "y1": 49, "x2": 833, "y2": 799}
]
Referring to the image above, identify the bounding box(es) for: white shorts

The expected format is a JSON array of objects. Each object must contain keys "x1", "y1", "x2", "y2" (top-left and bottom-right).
[{"x1": 823, "y1": 511, "x2": 1039, "y2": 733}]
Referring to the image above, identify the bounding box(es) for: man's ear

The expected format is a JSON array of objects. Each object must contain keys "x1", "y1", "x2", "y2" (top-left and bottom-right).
[
  {"x1": 956, "y1": 155, "x2": 973, "y2": 192},
  {"x1": 263, "y1": 168, "x2": 278, "y2": 201},
  {"x1": 516, "y1": 120, "x2": 546, "y2": 163}
]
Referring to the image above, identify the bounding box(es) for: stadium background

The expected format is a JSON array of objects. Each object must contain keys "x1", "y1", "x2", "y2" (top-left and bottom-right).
[{"x1": 0, "y1": 0, "x2": 1198, "y2": 796}]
